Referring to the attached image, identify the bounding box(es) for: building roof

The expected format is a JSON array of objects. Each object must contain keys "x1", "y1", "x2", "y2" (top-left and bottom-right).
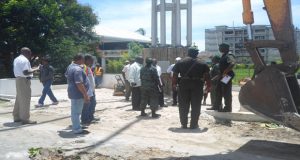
[{"x1": 94, "y1": 26, "x2": 151, "y2": 43}]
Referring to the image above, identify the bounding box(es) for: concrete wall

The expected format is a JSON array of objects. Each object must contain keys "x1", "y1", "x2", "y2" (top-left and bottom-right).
[
  {"x1": 0, "y1": 74, "x2": 122, "y2": 98},
  {"x1": 0, "y1": 78, "x2": 43, "y2": 98}
]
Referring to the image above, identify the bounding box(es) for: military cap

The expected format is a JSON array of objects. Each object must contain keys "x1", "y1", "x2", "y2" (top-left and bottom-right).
[{"x1": 219, "y1": 43, "x2": 230, "y2": 50}]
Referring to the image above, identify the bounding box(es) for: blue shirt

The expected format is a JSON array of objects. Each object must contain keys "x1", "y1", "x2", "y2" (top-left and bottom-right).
[{"x1": 65, "y1": 63, "x2": 90, "y2": 99}]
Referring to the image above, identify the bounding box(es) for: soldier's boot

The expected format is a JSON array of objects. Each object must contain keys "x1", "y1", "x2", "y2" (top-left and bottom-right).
[
  {"x1": 140, "y1": 110, "x2": 147, "y2": 116},
  {"x1": 151, "y1": 109, "x2": 161, "y2": 118}
]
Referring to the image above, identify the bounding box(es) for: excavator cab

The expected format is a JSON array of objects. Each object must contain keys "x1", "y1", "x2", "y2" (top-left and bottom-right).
[{"x1": 239, "y1": 0, "x2": 300, "y2": 131}]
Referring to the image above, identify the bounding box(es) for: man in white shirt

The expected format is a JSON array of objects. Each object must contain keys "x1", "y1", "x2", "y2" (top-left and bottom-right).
[
  {"x1": 13, "y1": 47, "x2": 39, "y2": 124},
  {"x1": 152, "y1": 59, "x2": 167, "y2": 107},
  {"x1": 122, "y1": 60, "x2": 132, "y2": 101},
  {"x1": 167, "y1": 57, "x2": 181, "y2": 106},
  {"x1": 128, "y1": 57, "x2": 143, "y2": 110}
]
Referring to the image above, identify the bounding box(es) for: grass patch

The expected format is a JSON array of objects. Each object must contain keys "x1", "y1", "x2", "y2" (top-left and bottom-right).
[{"x1": 232, "y1": 68, "x2": 254, "y2": 85}]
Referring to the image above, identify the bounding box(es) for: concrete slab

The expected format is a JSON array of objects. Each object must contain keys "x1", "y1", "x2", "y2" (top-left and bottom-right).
[{"x1": 205, "y1": 111, "x2": 272, "y2": 123}]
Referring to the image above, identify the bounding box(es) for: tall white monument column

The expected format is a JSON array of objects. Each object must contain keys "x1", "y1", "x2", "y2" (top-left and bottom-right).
[
  {"x1": 151, "y1": 0, "x2": 192, "y2": 47},
  {"x1": 160, "y1": 0, "x2": 166, "y2": 46},
  {"x1": 175, "y1": 0, "x2": 181, "y2": 46},
  {"x1": 151, "y1": 0, "x2": 158, "y2": 47},
  {"x1": 187, "y1": 0, "x2": 192, "y2": 46}
]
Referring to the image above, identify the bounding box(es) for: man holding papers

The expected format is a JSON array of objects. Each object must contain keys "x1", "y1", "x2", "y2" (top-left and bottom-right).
[{"x1": 214, "y1": 43, "x2": 236, "y2": 112}]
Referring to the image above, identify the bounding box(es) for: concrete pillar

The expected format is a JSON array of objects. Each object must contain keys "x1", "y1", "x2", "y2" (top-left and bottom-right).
[
  {"x1": 160, "y1": 0, "x2": 166, "y2": 46},
  {"x1": 175, "y1": 0, "x2": 181, "y2": 46},
  {"x1": 151, "y1": 0, "x2": 158, "y2": 47},
  {"x1": 186, "y1": 0, "x2": 192, "y2": 46},
  {"x1": 171, "y1": 0, "x2": 176, "y2": 46}
]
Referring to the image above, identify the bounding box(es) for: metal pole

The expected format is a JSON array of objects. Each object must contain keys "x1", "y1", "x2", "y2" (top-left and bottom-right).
[
  {"x1": 186, "y1": 0, "x2": 192, "y2": 46},
  {"x1": 151, "y1": 0, "x2": 158, "y2": 47},
  {"x1": 160, "y1": 0, "x2": 166, "y2": 46}
]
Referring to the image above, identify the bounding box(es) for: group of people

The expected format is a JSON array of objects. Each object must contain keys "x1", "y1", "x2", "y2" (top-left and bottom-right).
[
  {"x1": 122, "y1": 57, "x2": 167, "y2": 118},
  {"x1": 12, "y1": 43, "x2": 235, "y2": 133},
  {"x1": 12, "y1": 48, "x2": 102, "y2": 134},
  {"x1": 172, "y1": 43, "x2": 235, "y2": 129}
]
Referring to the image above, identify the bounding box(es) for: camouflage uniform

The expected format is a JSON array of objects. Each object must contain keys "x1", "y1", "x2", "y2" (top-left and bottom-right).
[
  {"x1": 214, "y1": 53, "x2": 235, "y2": 112},
  {"x1": 140, "y1": 65, "x2": 160, "y2": 111},
  {"x1": 210, "y1": 58, "x2": 221, "y2": 108}
]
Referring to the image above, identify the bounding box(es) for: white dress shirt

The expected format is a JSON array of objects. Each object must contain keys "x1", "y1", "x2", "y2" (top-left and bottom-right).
[
  {"x1": 122, "y1": 64, "x2": 131, "y2": 80},
  {"x1": 13, "y1": 54, "x2": 33, "y2": 77},
  {"x1": 128, "y1": 62, "x2": 142, "y2": 87}
]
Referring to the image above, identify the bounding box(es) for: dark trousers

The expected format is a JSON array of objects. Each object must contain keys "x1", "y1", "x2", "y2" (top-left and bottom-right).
[
  {"x1": 131, "y1": 87, "x2": 141, "y2": 110},
  {"x1": 210, "y1": 83, "x2": 217, "y2": 107},
  {"x1": 158, "y1": 87, "x2": 165, "y2": 106},
  {"x1": 125, "y1": 80, "x2": 132, "y2": 100},
  {"x1": 140, "y1": 88, "x2": 159, "y2": 111},
  {"x1": 214, "y1": 81, "x2": 232, "y2": 111},
  {"x1": 81, "y1": 93, "x2": 96, "y2": 123},
  {"x1": 178, "y1": 86, "x2": 203, "y2": 127},
  {"x1": 172, "y1": 87, "x2": 178, "y2": 105}
]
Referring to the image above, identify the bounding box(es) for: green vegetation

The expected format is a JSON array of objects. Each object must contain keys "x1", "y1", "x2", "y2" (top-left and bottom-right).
[
  {"x1": 232, "y1": 68, "x2": 254, "y2": 84},
  {"x1": 106, "y1": 42, "x2": 144, "y2": 73},
  {"x1": 28, "y1": 147, "x2": 42, "y2": 158},
  {"x1": 0, "y1": 0, "x2": 99, "y2": 78}
]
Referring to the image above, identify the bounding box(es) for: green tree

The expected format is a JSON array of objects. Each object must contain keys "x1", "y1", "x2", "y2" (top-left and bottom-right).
[
  {"x1": 0, "y1": 0, "x2": 99, "y2": 78},
  {"x1": 127, "y1": 42, "x2": 143, "y2": 58}
]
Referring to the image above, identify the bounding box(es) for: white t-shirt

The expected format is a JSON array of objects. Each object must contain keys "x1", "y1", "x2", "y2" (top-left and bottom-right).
[{"x1": 13, "y1": 54, "x2": 33, "y2": 77}]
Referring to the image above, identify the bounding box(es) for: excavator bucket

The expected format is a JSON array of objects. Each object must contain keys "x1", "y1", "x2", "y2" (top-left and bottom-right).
[
  {"x1": 239, "y1": 0, "x2": 300, "y2": 131},
  {"x1": 239, "y1": 67, "x2": 300, "y2": 131}
]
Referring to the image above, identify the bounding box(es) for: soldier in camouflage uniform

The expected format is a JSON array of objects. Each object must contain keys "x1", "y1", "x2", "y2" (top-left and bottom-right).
[
  {"x1": 140, "y1": 58, "x2": 161, "y2": 118},
  {"x1": 214, "y1": 43, "x2": 236, "y2": 112},
  {"x1": 207, "y1": 56, "x2": 221, "y2": 110}
]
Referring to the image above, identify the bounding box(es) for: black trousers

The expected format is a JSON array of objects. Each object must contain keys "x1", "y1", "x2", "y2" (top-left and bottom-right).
[
  {"x1": 178, "y1": 86, "x2": 203, "y2": 127},
  {"x1": 214, "y1": 81, "x2": 232, "y2": 111},
  {"x1": 131, "y1": 87, "x2": 141, "y2": 110},
  {"x1": 172, "y1": 87, "x2": 178, "y2": 105},
  {"x1": 158, "y1": 87, "x2": 164, "y2": 106}
]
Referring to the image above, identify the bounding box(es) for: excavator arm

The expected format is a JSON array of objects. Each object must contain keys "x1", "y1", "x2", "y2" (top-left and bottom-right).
[{"x1": 239, "y1": 0, "x2": 300, "y2": 131}]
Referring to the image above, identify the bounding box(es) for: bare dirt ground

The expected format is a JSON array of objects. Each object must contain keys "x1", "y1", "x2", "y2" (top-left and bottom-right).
[{"x1": 0, "y1": 88, "x2": 300, "y2": 160}]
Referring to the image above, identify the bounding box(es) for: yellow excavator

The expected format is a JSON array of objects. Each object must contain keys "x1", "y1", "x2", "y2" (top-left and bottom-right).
[{"x1": 240, "y1": 0, "x2": 300, "y2": 131}]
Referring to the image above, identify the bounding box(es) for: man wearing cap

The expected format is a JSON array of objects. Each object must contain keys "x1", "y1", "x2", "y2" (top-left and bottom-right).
[
  {"x1": 167, "y1": 57, "x2": 182, "y2": 106},
  {"x1": 172, "y1": 48, "x2": 211, "y2": 129},
  {"x1": 214, "y1": 43, "x2": 236, "y2": 112},
  {"x1": 140, "y1": 57, "x2": 161, "y2": 118},
  {"x1": 13, "y1": 47, "x2": 39, "y2": 124},
  {"x1": 122, "y1": 60, "x2": 132, "y2": 101},
  {"x1": 35, "y1": 55, "x2": 59, "y2": 107},
  {"x1": 94, "y1": 63, "x2": 103, "y2": 88},
  {"x1": 207, "y1": 55, "x2": 221, "y2": 109}
]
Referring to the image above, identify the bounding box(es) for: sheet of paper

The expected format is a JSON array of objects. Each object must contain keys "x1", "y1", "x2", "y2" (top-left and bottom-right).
[{"x1": 221, "y1": 75, "x2": 232, "y2": 84}]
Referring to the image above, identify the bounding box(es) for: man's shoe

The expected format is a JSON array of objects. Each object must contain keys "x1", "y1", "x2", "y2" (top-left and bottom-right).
[
  {"x1": 52, "y1": 101, "x2": 59, "y2": 105},
  {"x1": 35, "y1": 104, "x2": 43, "y2": 108},
  {"x1": 14, "y1": 119, "x2": 21, "y2": 122},
  {"x1": 171, "y1": 103, "x2": 177, "y2": 106},
  {"x1": 21, "y1": 120, "x2": 37, "y2": 125},
  {"x1": 163, "y1": 104, "x2": 168, "y2": 107},
  {"x1": 152, "y1": 113, "x2": 161, "y2": 118},
  {"x1": 206, "y1": 107, "x2": 218, "y2": 110},
  {"x1": 74, "y1": 129, "x2": 90, "y2": 134},
  {"x1": 181, "y1": 125, "x2": 188, "y2": 129},
  {"x1": 220, "y1": 107, "x2": 232, "y2": 112},
  {"x1": 92, "y1": 117, "x2": 101, "y2": 122},
  {"x1": 140, "y1": 112, "x2": 147, "y2": 117},
  {"x1": 190, "y1": 125, "x2": 199, "y2": 129}
]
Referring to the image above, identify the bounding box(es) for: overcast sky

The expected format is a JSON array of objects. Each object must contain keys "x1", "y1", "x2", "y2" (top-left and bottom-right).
[{"x1": 78, "y1": 0, "x2": 300, "y2": 51}]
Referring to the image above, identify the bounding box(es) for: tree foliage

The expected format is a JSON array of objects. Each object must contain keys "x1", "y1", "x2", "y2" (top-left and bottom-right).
[{"x1": 0, "y1": 0, "x2": 99, "y2": 78}]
